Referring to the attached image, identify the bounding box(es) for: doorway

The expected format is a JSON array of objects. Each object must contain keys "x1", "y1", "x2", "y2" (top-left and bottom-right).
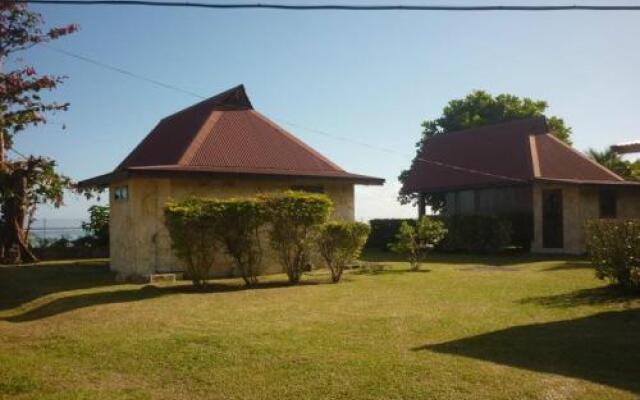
[{"x1": 542, "y1": 189, "x2": 563, "y2": 249}]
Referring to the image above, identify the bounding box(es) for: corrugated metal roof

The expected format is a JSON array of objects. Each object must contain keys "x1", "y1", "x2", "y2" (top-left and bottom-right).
[
  {"x1": 81, "y1": 85, "x2": 383, "y2": 186},
  {"x1": 403, "y1": 117, "x2": 632, "y2": 194}
]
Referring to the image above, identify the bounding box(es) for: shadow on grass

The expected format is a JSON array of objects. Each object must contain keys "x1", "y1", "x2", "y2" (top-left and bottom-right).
[
  {"x1": 353, "y1": 267, "x2": 431, "y2": 276},
  {"x1": 1, "y1": 280, "x2": 325, "y2": 322},
  {"x1": 541, "y1": 261, "x2": 593, "y2": 271},
  {"x1": 415, "y1": 308, "x2": 640, "y2": 394},
  {"x1": 519, "y1": 286, "x2": 639, "y2": 308},
  {"x1": 361, "y1": 249, "x2": 587, "y2": 268},
  {"x1": 0, "y1": 260, "x2": 115, "y2": 311}
]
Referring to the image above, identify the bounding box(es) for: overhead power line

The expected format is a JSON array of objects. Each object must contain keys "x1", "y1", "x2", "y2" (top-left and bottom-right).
[
  {"x1": 46, "y1": 46, "x2": 206, "y2": 99},
  {"x1": 45, "y1": 45, "x2": 525, "y2": 184},
  {"x1": 17, "y1": 1, "x2": 640, "y2": 12}
]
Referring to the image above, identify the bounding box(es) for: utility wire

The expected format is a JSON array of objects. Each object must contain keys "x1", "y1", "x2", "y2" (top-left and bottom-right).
[
  {"x1": 16, "y1": 1, "x2": 640, "y2": 12},
  {"x1": 46, "y1": 46, "x2": 206, "y2": 99},
  {"x1": 44, "y1": 45, "x2": 526, "y2": 183},
  {"x1": 9, "y1": 148, "x2": 29, "y2": 160}
]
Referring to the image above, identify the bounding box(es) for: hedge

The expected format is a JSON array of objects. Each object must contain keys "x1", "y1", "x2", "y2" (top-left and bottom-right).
[
  {"x1": 367, "y1": 214, "x2": 531, "y2": 253},
  {"x1": 439, "y1": 215, "x2": 511, "y2": 253},
  {"x1": 366, "y1": 219, "x2": 415, "y2": 250},
  {"x1": 586, "y1": 219, "x2": 640, "y2": 290}
]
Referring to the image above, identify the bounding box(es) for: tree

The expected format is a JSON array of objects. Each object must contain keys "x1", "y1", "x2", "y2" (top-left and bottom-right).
[
  {"x1": 318, "y1": 221, "x2": 370, "y2": 283},
  {"x1": 587, "y1": 148, "x2": 639, "y2": 181},
  {"x1": 261, "y1": 191, "x2": 333, "y2": 284},
  {"x1": 165, "y1": 199, "x2": 219, "y2": 288},
  {"x1": 211, "y1": 199, "x2": 266, "y2": 287},
  {"x1": 0, "y1": 2, "x2": 78, "y2": 263},
  {"x1": 398, "y1": 91, "x2": 572, "y2": 209},
  {"x1": 389, "y1": 217, "x2": 446, "y2": 271},
  {"x1": 81, "y1": 205, "x2": 109, "y2": 246}
]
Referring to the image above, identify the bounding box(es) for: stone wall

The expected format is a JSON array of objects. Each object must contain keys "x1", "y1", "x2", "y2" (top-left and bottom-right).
[
  {"x1": 531, "y1": 183, "x2": 640, "y2": 254},
  {"x1": 109, "y1": 176, "x2": 355, "y2": 280}
]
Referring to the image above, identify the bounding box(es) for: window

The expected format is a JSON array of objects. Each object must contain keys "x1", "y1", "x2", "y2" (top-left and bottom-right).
[
  {"x1": 290, "y1": 185, "x2": 324, "y2": 194},
  {"x1": 599, "y1": 189, "x2": 617, "y2": 218},
  {"x1": 114, "y1": 186, "x2": 129, "y2": 201}
]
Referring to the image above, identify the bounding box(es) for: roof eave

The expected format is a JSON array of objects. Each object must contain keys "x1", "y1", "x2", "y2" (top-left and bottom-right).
[
  {"x1": 77, "y1": 168, "x2": 384, "y2": 187},
  {"x1": 402, "y1": 180, "x2": 532, "y2": 195},
  {"x1": 77, "y1": 171, "x2": 130, "y2": 189},
  {"x1": 534, "y1": 177, "x2": 640, "y2": 187}
]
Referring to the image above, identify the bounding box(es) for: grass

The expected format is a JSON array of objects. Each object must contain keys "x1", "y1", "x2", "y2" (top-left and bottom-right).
[{"x1": 0, "y1": 252, "x2": 638, "y2": 400}]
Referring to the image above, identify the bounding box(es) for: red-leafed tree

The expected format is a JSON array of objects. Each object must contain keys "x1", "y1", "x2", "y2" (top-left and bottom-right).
[{"x1": 0, "y1": 1, "x2": 78, "y2": 263}]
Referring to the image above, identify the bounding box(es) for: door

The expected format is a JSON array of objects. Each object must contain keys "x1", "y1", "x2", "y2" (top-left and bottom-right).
[{"x1": 542, "y1": 189, "x2": 563, "y2": 249}]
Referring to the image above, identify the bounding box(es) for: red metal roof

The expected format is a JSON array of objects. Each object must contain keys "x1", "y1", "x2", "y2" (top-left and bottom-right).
[
  {"x1": 403, "y1": 117, "x2": 632, "y2": 194},
  {"x1": 81, "y1": 85, "x2": 383, "y2": 186}
]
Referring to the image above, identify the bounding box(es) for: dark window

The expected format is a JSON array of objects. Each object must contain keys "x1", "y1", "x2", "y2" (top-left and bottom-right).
[
  {"x1": 599, "y1": 190, "x2": 617, "y2": 218},
  {"x1": 291, "y1": 185, "x2": 324, "y2": 194},
  {"x1": 114, "y1": 186, "x2": 129, "y2": 201}
]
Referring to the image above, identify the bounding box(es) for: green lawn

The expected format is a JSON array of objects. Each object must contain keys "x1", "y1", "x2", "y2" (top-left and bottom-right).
[{"x1": 0, "y1": 253, "x2": 638, "y2": 400}]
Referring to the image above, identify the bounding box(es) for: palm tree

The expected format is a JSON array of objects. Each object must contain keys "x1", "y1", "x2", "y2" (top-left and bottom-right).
[{"x1": 587, "y1": 148, "x2": 636, "y2": 181}]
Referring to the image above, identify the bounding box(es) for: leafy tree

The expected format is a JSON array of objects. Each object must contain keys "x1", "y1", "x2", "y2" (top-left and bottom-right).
[
  {"x1": 210, "y1": 199, "x2": 266, "y2": 287},
  {"x1": 398, "y1": 91, "x2": 572, "y2": 209},
  {"x1": 389, "y1": 217, "x2": 446, "y2": 271},
  {"x1": 261, "y1": 191, "x2": 332, "y2": 284},
  {"x1": 587, "y1": 148, "x2": 639, "y2": 181},
  {"x1": 318, "y1": 221, "x2": 370, "y2": 283},
  {"x1": 165, "y1": 199, "x2": 219, "y2": 288},
  {"x1": 0, "y1": 2, "x2": 78, "y2": 263},
  {"x1": 81, "y1": 205, "x2": 109, "y2": 246}
]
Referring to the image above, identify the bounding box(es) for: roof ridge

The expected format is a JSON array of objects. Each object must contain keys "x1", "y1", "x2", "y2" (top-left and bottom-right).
[
  {"x1": 162, "y1": 84, "x2": 252, "y2": 121},
  {"x1": 249, "y1": 110, "x2": 346, "y2": 172},
  {"x1": 540, "y1": 133, "x2": 625, "y2": 181},
  {"x1": 177, "y1": 110, "x2": 224, "y2": 166},
  {"x1": 424, "y1": 116, "x2": 547, "y2": 143}
]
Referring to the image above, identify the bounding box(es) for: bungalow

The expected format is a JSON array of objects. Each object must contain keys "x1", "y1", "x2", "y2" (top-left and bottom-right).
[
  {"x1": 402, "y1": 117, "x2": 640, "y2": 254},
  {"x1": 80, "y1": 85, "x2": 383, "y2": 280}
]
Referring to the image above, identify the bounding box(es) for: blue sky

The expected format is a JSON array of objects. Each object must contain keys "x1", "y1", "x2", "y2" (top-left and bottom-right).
[{"x1": 12, "y1": 0, "x2": 640, "y2": 223}]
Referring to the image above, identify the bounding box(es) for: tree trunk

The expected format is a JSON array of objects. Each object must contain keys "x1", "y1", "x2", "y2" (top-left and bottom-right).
[{"x1": 1, "y1": 167, "x2": 38, "y2": 264}]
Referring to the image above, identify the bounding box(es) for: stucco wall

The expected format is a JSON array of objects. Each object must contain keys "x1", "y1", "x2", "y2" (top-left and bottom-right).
[
  {"x1": 109, "y1": 176, "x2": 355, "y2": 280},
  {"x1": 531, "y1": 183, "x2": 640, "y2": 254}
]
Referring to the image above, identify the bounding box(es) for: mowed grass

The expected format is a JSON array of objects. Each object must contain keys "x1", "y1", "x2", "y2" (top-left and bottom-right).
[{"x1": 0, "y1": 252, "x2": 639, "y2": 400}]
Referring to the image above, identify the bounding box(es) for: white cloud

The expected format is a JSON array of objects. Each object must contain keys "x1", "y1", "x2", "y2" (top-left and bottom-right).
[{"x1": 355, "y1": 182, "x2": 416, "y2": 222}]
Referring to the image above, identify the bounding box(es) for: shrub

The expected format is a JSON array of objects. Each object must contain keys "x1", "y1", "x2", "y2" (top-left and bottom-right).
[
  {"x1": 318, "y1": 221, "x2": 370, "y2": 283},
  {"x1": 389, "y1": 216, "x2": 447, "y2": 271},
  {"x1": 439, "y1": 215, "x2": 511, "y2": 253},
  {"x1": 81, "y1": 205, "x2": 110, "y2": 247},
  {"x1": 210, "y1": 198, "x2": 266, "y2": 286},
  {"x1": 261, "y1": 191, "x2": 333, "y2": 284},
  {"x1": 585, "y1": 219, "x2": 640, "y2": 290},
  {"x1": 164, "y1": 199, "x2": 219, "y2": 288},
  {"x1": 366, "y1": 219, "x2": 415, "y2": 251}
]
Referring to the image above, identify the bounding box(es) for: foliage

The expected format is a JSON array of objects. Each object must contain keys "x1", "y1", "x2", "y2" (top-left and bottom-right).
[
  {"x1": 389, "y1": 216, "x2": 446, "y2": 271},
  {"x1": 440, "y1": 215, "x2": 512, "y2": 253},
  {"x1": 586, "y1": 219, "x2": 640, "y2": 290},
  {"x1": 368, "y1": 215, "x2": 523, "y2": 253},
  {"x1": 80, "y1": 205, "x2": 109, "y2": 247},
  {"x1": 366, "y1": 218, "x2": 416, "y2": 251},
  {"x1": 0, "y1": 157, "x2": 72, "y2": 262},
  {"x1": 208, "y1": 198, "x2": 267, "y2": 286},
  {"x1": 164, "y1": 199, "x2": 219, "y2": 288},
  {"x1": 398, "y1": 90, "x2": 572, "y2": 208},
  {"x1": 0, "y1": 2, "x2": 78, "y2": 263},
  {"x1": 318, "y1": 221, "x2": 370, "y2": 283},
  {"x1": 260, "y1": 191, "x2": 333, "y2": 284},
  {"x1": 587, "y1": 148, "x2": 640, "y2": 181}
]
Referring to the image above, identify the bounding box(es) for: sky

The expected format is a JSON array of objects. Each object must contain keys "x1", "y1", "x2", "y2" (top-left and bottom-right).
[{"x1": 11, "y1": 0, "x2": 640, "y2": 224}]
